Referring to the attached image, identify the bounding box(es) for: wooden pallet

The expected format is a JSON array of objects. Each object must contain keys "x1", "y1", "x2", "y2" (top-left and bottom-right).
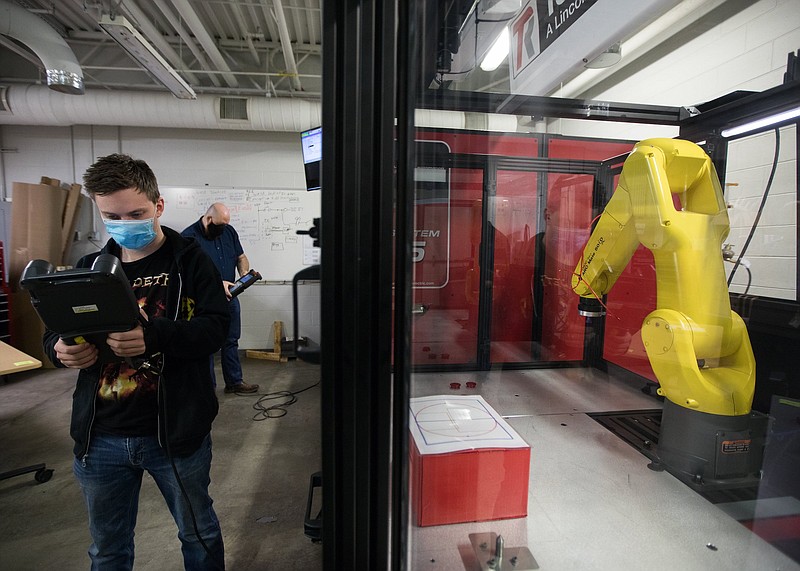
[{"x1": 245, "y1": 320, "x2": 288, "y2": 363}]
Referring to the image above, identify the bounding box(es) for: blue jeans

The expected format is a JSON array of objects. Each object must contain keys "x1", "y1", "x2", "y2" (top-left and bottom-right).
[
  {"x1": 73, "y1": 433, "x2": 225, "y2": 570},
  {"x1": 209, "y1": 298, "x2": 243, "y2": 388}
]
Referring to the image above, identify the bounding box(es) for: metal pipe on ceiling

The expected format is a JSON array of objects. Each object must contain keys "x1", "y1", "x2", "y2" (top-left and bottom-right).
[
  {"x1": 169, "y1": 0, "x2": 240, "y2": 88},
  {"x1": 230, "y1": 2, "x2": 260, "y2": 66},
  {"x1": 272, "y1": 0, "x2": 303, "y2": 92},
  {"x1": 119, "y1": 0, "x2": 201, "y2": 85},
  {"x1": 152, "y1": 0, "x2": 221, "y2": 87}
]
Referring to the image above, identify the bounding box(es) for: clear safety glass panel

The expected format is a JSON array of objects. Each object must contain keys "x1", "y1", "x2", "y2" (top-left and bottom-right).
[
  {"x1": 724, "y1": 124, "x2": 798, "y2": 301},
  {"x1": 403, "y1": 4, "x2": 800, "y2": 570},
  {"x1": 489, "y1": 170, "x2": 539, "y2": 364},
  {"x1": 539, "y1": 172, "x2": 593, "y2": 361},
  {"x1": 411, "y1": 167, "x2": 484, "y2": 367}
]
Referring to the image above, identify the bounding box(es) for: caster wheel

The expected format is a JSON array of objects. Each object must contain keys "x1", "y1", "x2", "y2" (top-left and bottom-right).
[{"x1": 34, "y1": 468, "x2": 53, "y2": 483}]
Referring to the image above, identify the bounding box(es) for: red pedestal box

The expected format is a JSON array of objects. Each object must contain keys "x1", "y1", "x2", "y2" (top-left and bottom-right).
[{"x1": 409, "y1": 395, "x2": 530, "y2": 527}]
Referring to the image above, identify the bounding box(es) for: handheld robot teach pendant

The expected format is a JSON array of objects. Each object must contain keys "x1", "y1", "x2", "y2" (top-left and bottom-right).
[
  {"x1": 20, "y1": 254, "x2": 142, "y2": 364},
  {"x1": 228, "y1": 269, "x2": 262, "y2": 298}
]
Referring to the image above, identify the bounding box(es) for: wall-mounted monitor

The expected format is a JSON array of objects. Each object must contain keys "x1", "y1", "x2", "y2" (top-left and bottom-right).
[{"x1": 301, "y1": 126, "x2": 322, "y2": 191}]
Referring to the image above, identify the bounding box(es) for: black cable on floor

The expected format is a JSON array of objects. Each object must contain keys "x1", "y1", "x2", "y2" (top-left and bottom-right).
[{"x1": 249, "y1": 381, "x2": 321, "y2": 421}]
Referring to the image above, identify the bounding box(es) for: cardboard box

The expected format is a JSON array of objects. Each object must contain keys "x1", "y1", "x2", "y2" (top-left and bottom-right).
[
  {"x1": 9, "y1": 178, "x2": 80, "y2": 366},
  {"x1": 409, "y1": 395, "x2": 530, "y2": 527},
  {"x1": 61, "y1": 183, "x2": 83, "y2": 262},
  {"x1": 10, "y1": 181, "x2": 65, "y2": 289}
]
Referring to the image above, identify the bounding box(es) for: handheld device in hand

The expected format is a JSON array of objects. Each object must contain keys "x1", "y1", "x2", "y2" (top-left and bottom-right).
[
  {"x1": 20, "y1": 254, "x2": 141, "y2": 363},
  {"x1": 229, "y1": 269, "x2": 261, "y2": 298}
]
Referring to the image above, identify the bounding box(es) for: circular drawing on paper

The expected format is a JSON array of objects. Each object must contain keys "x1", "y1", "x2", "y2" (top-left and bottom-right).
[{"x1": 414, "y1": 402, "x2": 498, "y2": 439}]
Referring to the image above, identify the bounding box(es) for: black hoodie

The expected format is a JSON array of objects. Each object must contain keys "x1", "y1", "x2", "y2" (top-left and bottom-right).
[{"x1": 43, "y1": 227, "x2": 231, "y2": 458}]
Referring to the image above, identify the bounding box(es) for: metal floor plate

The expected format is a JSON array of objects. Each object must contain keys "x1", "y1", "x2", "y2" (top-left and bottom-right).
[
  {"x1": 588, "y1": 408, "x2": 662, "y2": 454},
  {"x1": 469, "y1": 532, "x2": 539, "y2": 570}
]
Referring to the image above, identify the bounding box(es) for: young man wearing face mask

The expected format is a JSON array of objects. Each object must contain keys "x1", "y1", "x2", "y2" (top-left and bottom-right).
[
  {"x1": 42, "y1": 154, "x2": 230, "y2": 570},
  {"x1": 181, "y1": 203, "x2": 259, "y2": 395}
]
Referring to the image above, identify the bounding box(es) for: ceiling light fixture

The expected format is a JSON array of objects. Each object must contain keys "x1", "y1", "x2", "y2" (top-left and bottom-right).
[
  {"x1": 480, "y1": 27, "x2": 510, "y2": 72},
  {"x1": 584, "y1": 43, "x2": 622, "y2": 69},
  {"x1": 98, "y1": 14, "x2": 196, "y2": 100},
  {"x1": 720, "y1": 106, "x2": 800, "y2": 138}
]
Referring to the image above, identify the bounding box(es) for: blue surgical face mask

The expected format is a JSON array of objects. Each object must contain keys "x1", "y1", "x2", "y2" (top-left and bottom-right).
[{"x1": 103, "y1": 216, "x2": 157, "y2": 250}]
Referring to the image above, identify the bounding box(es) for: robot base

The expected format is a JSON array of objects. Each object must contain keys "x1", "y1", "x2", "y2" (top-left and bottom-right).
[{"x1": 646, "y1": 399, "x2": 768, "y2": 492}]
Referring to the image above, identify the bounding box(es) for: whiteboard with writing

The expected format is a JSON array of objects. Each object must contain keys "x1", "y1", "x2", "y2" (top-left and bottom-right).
[{"x1": 159, "y1": 187, "x2": 321, "y2": 280}]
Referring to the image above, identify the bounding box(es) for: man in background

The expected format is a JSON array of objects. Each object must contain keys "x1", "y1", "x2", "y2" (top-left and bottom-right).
[{"x1": 182, "y1": 203, "x2": 259, "y2": 394}]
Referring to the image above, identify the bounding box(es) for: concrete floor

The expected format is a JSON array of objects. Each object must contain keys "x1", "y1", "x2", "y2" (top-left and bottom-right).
[
  {"x1": 3, "y1": 360, "x2": 799, "y2": 570},
  {"x1": 0, "y1": 356, "x2": 323, "y2": 570}
]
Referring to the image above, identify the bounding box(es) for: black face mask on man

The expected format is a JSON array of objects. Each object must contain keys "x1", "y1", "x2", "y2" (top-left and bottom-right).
[{"x1": 206, "y1": 222, "x2": 225, "y2": 239}]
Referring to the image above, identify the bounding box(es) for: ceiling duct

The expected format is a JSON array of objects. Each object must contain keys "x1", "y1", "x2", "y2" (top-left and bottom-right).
[
  {"x1": 0, "y1": 85, "x2": 320, "y2": 132},
  {"x1": 0, "y1": 0, "x2": 84, "y2": 95}
]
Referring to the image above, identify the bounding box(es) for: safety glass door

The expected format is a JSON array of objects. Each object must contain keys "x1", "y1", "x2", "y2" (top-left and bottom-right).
[
  {"x1": 411, "y1": 157, "x2": 486, "y2": 368},
  {"x1": 412, "y1": 151, "x2": 605, "y2": 370},
  {"x1": 488, "y1": 162, "x2": 602, "y2": 367},
  {"x1": 488, "y1": 169, "x2": 540, "y2": 363}
]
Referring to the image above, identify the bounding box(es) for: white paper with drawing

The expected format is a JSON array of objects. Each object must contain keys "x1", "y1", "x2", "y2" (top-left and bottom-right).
[{"x1": 409, "y1": 395, "x2": 528, "y2": 454}]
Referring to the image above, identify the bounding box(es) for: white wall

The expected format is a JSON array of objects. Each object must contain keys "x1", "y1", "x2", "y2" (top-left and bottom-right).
[
  {"x1": 552, "y1": 0, "x2": 800, "y2": 141},
  {"x1": 725, "y1": 125, "x2": 797, "y2": 300},
  {"x1": 0, "y1": 124, "x2": 321, "y2": 350},
  {"x1": 557, "y1": 0, "x2": 799, "y2": 300}
]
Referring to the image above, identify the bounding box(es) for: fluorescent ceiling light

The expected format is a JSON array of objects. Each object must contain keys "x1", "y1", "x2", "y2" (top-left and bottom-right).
[
  {"x1": 720, "y1": 106, "x2": 800, "y2": 138},
  {"x1": 99, "y1": 14, "x2": 196, "y2": 100},
  {"x1": 480, "y1": 27, "x2": 510, "y2": 72}
]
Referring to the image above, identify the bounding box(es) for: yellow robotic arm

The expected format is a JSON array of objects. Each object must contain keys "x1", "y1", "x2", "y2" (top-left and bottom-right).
[{"x1": 572, "y1": 138, "x2": 755, "y2": 417}]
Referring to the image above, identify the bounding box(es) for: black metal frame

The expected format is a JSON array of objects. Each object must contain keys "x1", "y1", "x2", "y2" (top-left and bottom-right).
[
  {"x1": 679, "y1": 80, "x2": 800, "y2": 142},
  {"x1": 420, "y1": 90, "x2": 691, "y2": 125},
  {"x1": 320, "y1": 0, "x2": 402, "y2": 568}
]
